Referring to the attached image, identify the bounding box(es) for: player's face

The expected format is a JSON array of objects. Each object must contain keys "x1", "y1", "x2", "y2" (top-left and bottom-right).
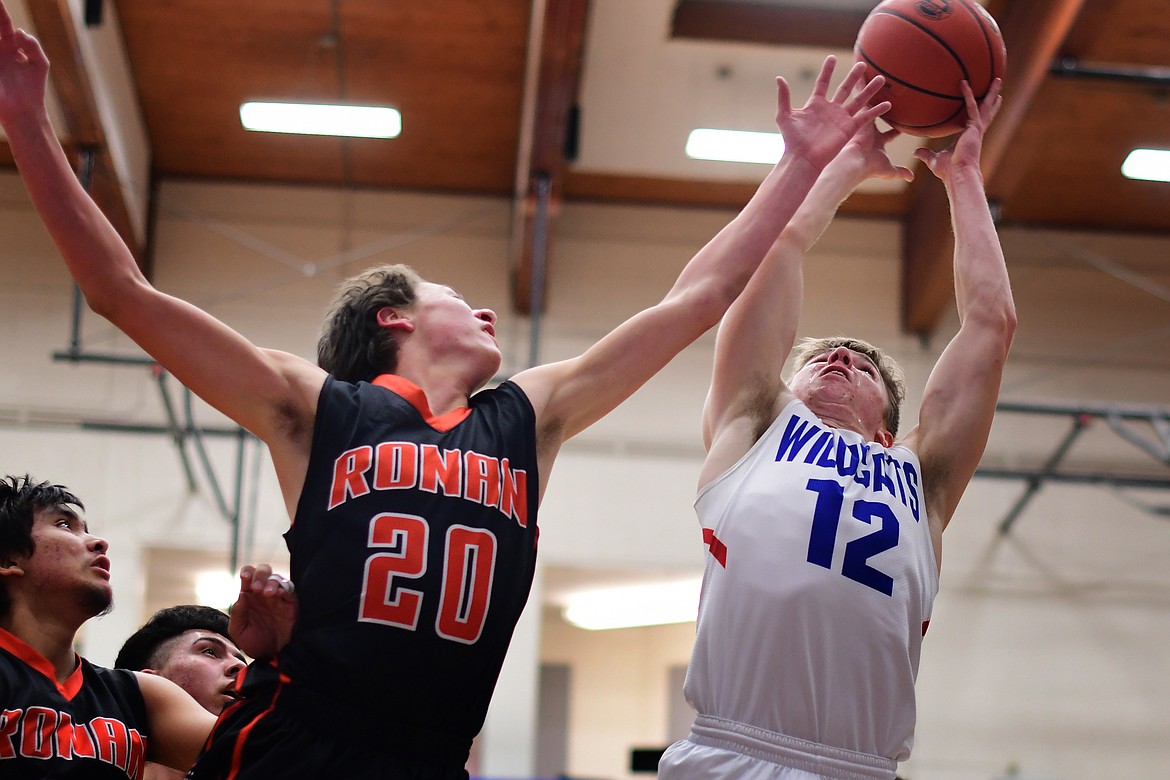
[
  {"x1": 151, "y1": 630, "x2": 247, "y2": 714},
  {"x1": 789, "y1": 346, "x2": 890, "y2": 440},
  {"x1": 21, "y1": 505, "x2": 112, "y2": 617},
  {"x1": 412, "y1": 282, "x2": 501, "y2": 384}
]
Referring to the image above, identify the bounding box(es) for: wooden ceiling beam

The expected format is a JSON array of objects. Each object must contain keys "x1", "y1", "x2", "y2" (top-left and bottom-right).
[
  {"x1": 511, "y1": 0, "x2": 590, "y2": 317},
  {"x1": 901, "y1": 0, "x2": 1089, "y2": 336},
  {"x1": 24, "y1": 0, "x2": 145, "y2": 269},
  {"x1": 671, "y1": 0, "x2": 868, "y2": 49}
]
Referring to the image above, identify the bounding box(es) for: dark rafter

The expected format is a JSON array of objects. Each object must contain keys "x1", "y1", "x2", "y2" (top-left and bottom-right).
[
  {"x1": 24, "y1": 0, "x2": 146, "y2": 269},
  {"x1": 511, "y1": 0, "x2": 590, "y2": 316}
]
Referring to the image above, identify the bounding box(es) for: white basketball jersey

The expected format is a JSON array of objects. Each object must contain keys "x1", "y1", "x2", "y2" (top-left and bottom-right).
[{"x1": 685, "y1": 399, "x2": 939, "y2": 762}]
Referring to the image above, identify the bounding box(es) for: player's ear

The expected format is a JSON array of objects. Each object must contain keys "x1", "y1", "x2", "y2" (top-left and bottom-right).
[
  {"x1": 876, "y1": 427, "x2": 895, "y2": 448},
  {"x1": 0, "y1": 559, "x2": 26, "y2": 578},
  {"x1": 375, "y1": 306, "x2": 414, "y2": 334},
  {"x1": 139, "y1": 668, "x2": 161, "y2": 677}
]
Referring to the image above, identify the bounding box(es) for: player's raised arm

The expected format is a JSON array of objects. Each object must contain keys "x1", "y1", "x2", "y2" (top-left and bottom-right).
[
  {"x1": 0, "y1": 6, "x2": 325, "y2": 454},
  {"x1": 906, "y1": 80, "x2": 1016, "y2": 528},
  {"x1": 511, "y1": 57, "x2": 889, "y2": 473},
  {"x1": 699, "y1": 122, "x2": 912, "y2": 486}
]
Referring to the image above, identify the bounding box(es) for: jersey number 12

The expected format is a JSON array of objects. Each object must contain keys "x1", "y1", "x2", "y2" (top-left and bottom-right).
[{"x1": 805, "y1": 478, "x2": 898, "y2": 596}]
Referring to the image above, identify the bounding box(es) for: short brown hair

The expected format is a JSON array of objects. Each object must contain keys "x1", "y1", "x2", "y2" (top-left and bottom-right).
[
  {"x1": 791, "y1": 336, "x2": 906, "y2": 436},
  {"x1": 317, "y1": 264, "x2": 424, "y2": 383}
]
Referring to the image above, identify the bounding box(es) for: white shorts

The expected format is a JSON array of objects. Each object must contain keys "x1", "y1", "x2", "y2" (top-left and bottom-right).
[{"x1": 658, "y1": 716, "x2": 897, "y2": 780}]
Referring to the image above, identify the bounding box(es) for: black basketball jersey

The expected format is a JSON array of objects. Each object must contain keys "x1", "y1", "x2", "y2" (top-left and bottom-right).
[
  {"x1": 276, "y1": 375, "x2": 540, "y2": 755},
  {"x1": 0, "y1": 627, "x2": 150, "y2": 779}
]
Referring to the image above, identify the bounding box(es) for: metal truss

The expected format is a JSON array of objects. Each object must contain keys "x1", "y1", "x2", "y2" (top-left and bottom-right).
[{"x1": 977, "y1": 400, "x2": 1170, "y2": 534}]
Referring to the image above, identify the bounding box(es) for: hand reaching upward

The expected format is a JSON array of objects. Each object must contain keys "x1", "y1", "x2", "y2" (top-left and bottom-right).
[
  {"x1": 775, "y1": 57, "x2": 891, "y2": 171},
  {"x1": 229, "y1": 564, "x2": 298, "y2": 661},
  {"x1": 844, "y1": 120, "x2": 915, "y2": 184},
  {"x1": 915, "y1": 79, "x2": 1004, "y2": 184},
  {"x1": 0, "y1": 2, "x2": 50, "y2": 124}
]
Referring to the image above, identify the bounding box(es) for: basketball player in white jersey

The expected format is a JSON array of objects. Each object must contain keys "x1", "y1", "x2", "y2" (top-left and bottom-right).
[{"x1": 659, "y1": 80, "x2": 1013, "y2": 779}]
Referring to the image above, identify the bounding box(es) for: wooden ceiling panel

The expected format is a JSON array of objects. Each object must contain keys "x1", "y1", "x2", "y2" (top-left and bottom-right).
[
  {"x1": 340, "y1": 0, "x2": 528, "y2": 192},
  {"x1": 116, "y1": 0, "x2": 530, "y2": 192},
  {"x1": 1072, "y1": 0, "x2": 1170, "y2": 63},
  {"x1": 1001, "y1": 81, "x2": 1170, "y2": 231},
  {"x1": 671, "y1": 0, "x2": 869, "y2": 49}
]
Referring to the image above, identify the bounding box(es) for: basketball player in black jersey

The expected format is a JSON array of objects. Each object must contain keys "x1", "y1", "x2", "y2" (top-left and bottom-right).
[
  {"x1": 0, "y1": 4, "x2": 893, "y2": 775},
  {"x1": 117, "y1": 605, "x2": 247, "y2": 780},
  {"x1": 0, "y1": 475, "x2": 215, "y2": 779}
]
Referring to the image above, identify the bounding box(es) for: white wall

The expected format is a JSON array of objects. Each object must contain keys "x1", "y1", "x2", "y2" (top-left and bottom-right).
[{"x1": 2, "y1": 170, "x2": 1170, "y2": 779}]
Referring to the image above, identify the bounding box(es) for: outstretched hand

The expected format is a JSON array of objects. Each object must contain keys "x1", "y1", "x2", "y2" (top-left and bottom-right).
[
  {"x1": 0, "y1": 2, "x2": 50, "y2": 124},
  {"x1": 842, "y1": 120, "x2": 914, "y2": 183},
  {"x1": 775, "y1": 57, "x2": 891, "y2": 171},
  {"x1": 915, "y1": 79, "x2": 1004, "y2": 183},
  {"x1": 229, "y1": 564, "x2": 298, "y2": 661}
]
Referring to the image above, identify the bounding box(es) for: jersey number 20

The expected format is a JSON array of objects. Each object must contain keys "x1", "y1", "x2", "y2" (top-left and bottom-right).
[{"x1": 358, "y1": 512, "x2": 497, "y2": 644}]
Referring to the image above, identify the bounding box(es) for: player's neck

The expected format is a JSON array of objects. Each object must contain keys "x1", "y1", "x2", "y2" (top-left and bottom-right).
[
  {"x1": 393, "y1": 355, "x2": 480, "y2": 417},
  {"x1": 1, "y1": 604, "x2": 82, "y2": 682},
  {"x1": 804, "y1": 399, "x2": 878, "y2": 442}
]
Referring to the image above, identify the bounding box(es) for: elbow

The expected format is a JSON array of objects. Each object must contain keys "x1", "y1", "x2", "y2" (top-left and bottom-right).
[
  {"x1": 83, "y1": 272, "x2": 148, "y2": 322},
  {"x1": 992, "y1": 298, "x2": 1018, "y2": 355},
  {"x1": 83, "y1": 286, "x2": 124, "y2": 321}
]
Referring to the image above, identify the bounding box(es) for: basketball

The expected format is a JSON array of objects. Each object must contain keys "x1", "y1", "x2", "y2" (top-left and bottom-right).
[{"x1": 854, "y1": 0, "x2": 1006, "y2": 137}]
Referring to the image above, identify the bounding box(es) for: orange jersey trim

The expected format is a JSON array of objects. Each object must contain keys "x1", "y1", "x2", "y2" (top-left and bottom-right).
[
  {"x1": 0, "y1": 625, "x2": 86, "y2": 700},
  {"x1": 372, "y1": 374, "x2": 472, "y2": 432},
  {"x1": 224, "y1": 664, "x2": 288, "y2": 780}
]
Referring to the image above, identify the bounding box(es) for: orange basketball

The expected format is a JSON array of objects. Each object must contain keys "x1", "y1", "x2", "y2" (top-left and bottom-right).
[{"x1": 854, "y1": 0, "x2": 1006, "y2": 137}]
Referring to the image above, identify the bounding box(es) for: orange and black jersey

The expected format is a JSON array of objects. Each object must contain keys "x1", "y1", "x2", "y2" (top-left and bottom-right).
[
  {"x1": 204, "y1": 375, "x2": 540, "y2": 771},
  {"x1": 0, "y1": 627, "x2": 149, "y2": 779}
]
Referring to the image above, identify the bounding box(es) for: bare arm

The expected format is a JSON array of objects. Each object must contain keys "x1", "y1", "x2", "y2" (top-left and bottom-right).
[
  {"x1": 904, "y1": 81, "x2": 1016, "y2": 530},
  {"x1": 511, "y1": 57, "x2": 889, "y2": 488},
  {"x1": 0, "y1": 13, "x2": 324, "y2": 507},
  {"x1": 135, "y1": 673, "x2": 217, "y2": 772},
  {"x1": 700, "y1": 123, "x2": 913, "y2": 487}
]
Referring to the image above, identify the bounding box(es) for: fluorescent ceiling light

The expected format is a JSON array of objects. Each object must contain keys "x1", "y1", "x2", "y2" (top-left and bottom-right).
[
  {"x1": 195, "y1": 570, "x2": 239, "y2": 608},
  {"x1": 240, "y1": 102, "x2": 402, "y2": 139},
  {"x1": 561, "y1": 577, "x2": 701, "y2": 631},
  {"x1": 1121, "y1": 148, "x2": 1170, "y2": 182},
  {"x1": 686, "y1": 128, "x2": 784, "y2": 165}
]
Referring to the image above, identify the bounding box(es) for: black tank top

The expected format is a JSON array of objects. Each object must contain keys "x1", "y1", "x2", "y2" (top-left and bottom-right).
[
  {"x1": 277, "y1": 375, "x2": 540, "y2": 752},
  {"x1": 0, "y1": 627, "x2": 149, "y2": 779}
]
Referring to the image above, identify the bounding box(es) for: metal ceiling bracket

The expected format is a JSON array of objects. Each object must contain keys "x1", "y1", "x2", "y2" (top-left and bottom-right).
[{"x1": 979, "y1": 401, "x2": 1170, "y2": 534}]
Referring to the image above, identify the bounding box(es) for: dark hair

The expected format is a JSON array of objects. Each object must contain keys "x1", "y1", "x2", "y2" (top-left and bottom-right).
[
  {"x1": 791, "y1": 336, "x2": 907, "y2": 436},
  {"x1": 0, "y1": 475, "x2": 84, "y2": 617},
  {"x1": 115, "y1": 604, "x2": 232, "y2": 670},
  {"x1": 317, "y1": 264, "x2": 424, "y2": 383}
]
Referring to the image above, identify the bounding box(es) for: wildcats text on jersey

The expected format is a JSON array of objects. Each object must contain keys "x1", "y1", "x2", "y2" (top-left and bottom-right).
[
  {"x1": 328, "y1": 441, "x2": 529, "y2": 528},
  {"x1": 0, "y1": 706, "x2": 146, "y2": 778},
  {"x1": 774, "y1": 414, "x2": 921, "y2": 520}
]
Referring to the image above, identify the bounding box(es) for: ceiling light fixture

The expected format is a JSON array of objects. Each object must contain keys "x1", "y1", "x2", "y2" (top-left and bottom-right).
[
  {"x1": 685, "y1": 128, "x2": 784, "y2": 165},
  {"x1": 1121, "y1": 148, "x2": 1170, "y2": 182},
  {"x1": 561, "y1": 577, "x2": 702, "y2": 631},
  {"x1": 239, "y1": 102, "x2": 402, "y2": 139}
]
